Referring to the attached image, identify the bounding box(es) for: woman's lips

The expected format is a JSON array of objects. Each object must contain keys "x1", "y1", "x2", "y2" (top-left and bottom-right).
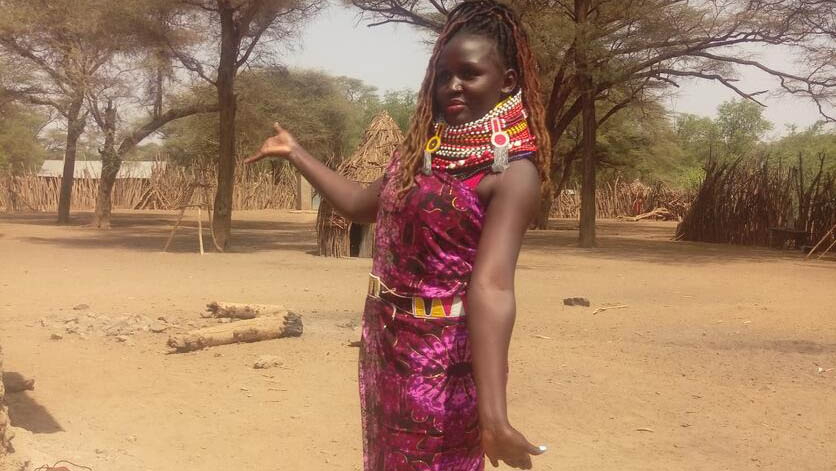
[{"x1": 446, "y1": 103, "x2": 466, "y2": 114}]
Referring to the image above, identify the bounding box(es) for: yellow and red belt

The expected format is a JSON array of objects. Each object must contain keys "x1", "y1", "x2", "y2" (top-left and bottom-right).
[{"x1": 368, "y1": 273, "x2": 465, "y2": 319}]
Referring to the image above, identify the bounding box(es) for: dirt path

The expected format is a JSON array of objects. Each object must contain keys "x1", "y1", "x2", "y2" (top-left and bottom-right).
[{"x1": 0, "y1": 210, "x2": 834, "y2": 471}]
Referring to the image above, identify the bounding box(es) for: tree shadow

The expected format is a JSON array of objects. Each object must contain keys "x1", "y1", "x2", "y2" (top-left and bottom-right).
[
  {"x1": 2, "y1": 211, "x2": 319, "y2": 254},
  {"x1": 523, "y1": 220, "x2": 824, "y2": 266}
]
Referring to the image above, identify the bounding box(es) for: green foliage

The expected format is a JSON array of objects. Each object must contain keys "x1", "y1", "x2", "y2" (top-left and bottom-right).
[
  {"x1": 595, "y1": 101, "x2": 685, "y2": 185},
  {"x1": 379, "y1": 89, "x2": 417, "y2": 132},
  {"x1": 0, "y1": 103, "x2": 49, "y2": 174},
  {"x1": 161, "y1": 68, "x2": 412, "y2": 169},
  {"x1": 715, "y1": 99, "x2": 772, "y2": 157}
]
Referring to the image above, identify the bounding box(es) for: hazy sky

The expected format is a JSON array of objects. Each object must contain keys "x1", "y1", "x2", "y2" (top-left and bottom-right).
[{"x1": 283, "y1": 6, "x2": 827, "y2": 138}]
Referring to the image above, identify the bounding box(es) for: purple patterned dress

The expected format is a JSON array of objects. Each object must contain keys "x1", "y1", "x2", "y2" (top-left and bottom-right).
[{"x1": 359, "y1": 155, "x2": 487, "y2": 471}]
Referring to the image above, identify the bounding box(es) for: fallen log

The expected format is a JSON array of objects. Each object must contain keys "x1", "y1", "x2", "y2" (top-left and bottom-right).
[
  {"x1": 2, "y1": 372, "x2": 34, "y2": 393},
  {"x1": 203, "y1": 301, "x2": 288, "y2": 319},
  {"x1": 167, "y1": 312, "x2": 302, "y2": 353},
  {"x1": 621, "y1": 207, "x2": 677, "y2": 222}
]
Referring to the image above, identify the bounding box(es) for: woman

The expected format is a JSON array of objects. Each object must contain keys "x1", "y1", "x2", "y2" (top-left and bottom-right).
[{"x1": 247, "y1": 1, "x2": 550, "y2": 469}]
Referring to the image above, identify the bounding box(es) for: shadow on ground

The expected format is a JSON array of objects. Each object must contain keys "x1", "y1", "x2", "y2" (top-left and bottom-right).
[
  {"x1": 524, "y1": 220, "x2": 821, "y2": 266},
  {"x1": 2, "y1": 211, "x2": 832, "y2": 267},
  {"x1": 5, "y1": 382, "x2": 63, "y2": 434},
  {"x1": 0, "y1": 211, "x2": 318, "y2": 254}
]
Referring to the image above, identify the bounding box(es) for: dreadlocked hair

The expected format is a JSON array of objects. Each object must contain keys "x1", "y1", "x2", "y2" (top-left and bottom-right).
[{"x1": 395, "y1": 0, "x2": 551, "y2": 197}]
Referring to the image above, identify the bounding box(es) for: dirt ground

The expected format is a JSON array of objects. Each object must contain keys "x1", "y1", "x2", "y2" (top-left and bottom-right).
[{"x1": 0, "y1": 209, "x2": 834, "y2": 471}]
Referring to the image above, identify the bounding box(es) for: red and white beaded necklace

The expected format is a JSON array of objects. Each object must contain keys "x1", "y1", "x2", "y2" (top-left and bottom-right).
[{"x1": 423, "y1": 90, "x2": 536, "y2": 175}]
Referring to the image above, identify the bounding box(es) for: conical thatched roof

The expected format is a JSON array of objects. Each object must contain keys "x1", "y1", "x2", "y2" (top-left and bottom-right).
[
  {"x1": 316, "y1": 111, "x2": 404, "y2": 257},
  {"x1": 337, "y1": 111, "x2": 403, "y2": 183}
]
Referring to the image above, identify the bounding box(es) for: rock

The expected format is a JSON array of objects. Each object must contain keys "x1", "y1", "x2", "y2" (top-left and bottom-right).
[
  {"x1": 50, "y1": 333, "x2": 63, "y2": 340},
  {"x1": 72, "y1": 304, "x2": 90, "y2": 311},
  {"x1": 253, "y1": 355, "x2": 283, "y2": 369},
  {"x1": 563, "y1": 297, "x2": 591, "y2": 307},
  {"x1": 65, "y1": 324, "x2": 80, "y2": 335},
  {"x1": 149, "y1": 322, "x2": 168, "y2": 334},
  {"x1": 1, "y1": 345, "x2": 13, "y2": 456},
  {"x1": 115, "y1": 335, "x2": 129, "y2": 343},
  {"x1": 336, "y1": 319, "x2": 359, "y2": 330}
]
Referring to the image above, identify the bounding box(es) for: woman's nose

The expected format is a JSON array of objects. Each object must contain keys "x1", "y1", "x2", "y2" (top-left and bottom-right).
[{"x1": 449, "y1": 76, "x2": 464, "y2": 92}]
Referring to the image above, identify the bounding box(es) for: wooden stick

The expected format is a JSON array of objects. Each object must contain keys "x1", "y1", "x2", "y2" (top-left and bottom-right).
[
  {"x1": 197, "y1": 206, "x2": 204, "y2": 255},
  {"x1": 818, "y1": 236, "x2": 836, "y2": 260},
  {"x1": 163, "y1": 205, "x2": 189, "y2": 252},
  {"x1": 167, "y1": 312, "x2": 302, "y2": 353},
  {"x1": 806, "y1": 224, "x2": 835, "y2": 259},
  {"x1": 592, "y1": 304, "x2": 628, "y2": 315}
]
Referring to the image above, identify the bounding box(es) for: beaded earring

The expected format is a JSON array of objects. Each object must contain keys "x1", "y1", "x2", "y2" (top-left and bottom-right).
[
  {"x1": 489, "y1": 117, "x2": 510, "y2": 172},
  {"x1": 423, "y1": 124, "x2": 444, "y2": 175}
]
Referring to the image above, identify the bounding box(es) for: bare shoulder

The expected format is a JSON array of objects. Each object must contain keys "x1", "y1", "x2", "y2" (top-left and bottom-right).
[{"x1": 493, "y1": 159, "x2": 540, "y2": 199}]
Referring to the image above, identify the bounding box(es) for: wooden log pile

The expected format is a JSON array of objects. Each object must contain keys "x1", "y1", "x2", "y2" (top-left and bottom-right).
[{"x1": 168, "y1": 303, "x2": 302, "y2": 353}]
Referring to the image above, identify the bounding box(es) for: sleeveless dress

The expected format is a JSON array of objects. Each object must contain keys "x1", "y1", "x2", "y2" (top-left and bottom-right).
[{"x1": 359, "y1": 156, "x2": 487, "y2": 471}]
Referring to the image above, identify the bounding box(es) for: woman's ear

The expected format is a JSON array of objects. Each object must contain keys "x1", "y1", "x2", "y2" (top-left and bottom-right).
[{"x1": 501, "y1": 68, "x2": 519, "y2": 95}]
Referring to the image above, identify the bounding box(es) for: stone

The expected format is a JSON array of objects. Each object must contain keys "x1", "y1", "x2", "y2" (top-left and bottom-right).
[
  {"x1": 149, "y1": 322, "x2": 168, "y2": 334},
  {"x1": 563, "y1": 297, "x2": 591, "y2": 307},
  {"x1": 253, "y1": 355, "x2": 283, "y2": 369},
  {"x1": 72, "y1": 304, "x2": 90, "y2": 311},
  {"x1": 50, "y1": 333, "x2": 63, "y2": 340}
]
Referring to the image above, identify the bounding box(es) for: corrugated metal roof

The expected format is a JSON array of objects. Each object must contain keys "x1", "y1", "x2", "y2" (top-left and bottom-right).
[{"x1": 37, "y1": 160, "x2": 166, "y2": 179}]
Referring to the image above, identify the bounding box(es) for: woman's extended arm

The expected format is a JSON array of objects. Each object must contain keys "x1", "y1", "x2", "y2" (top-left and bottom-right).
[
  {"x1": 467, "y1": 159, "x2": 543, "y2": 469},
  {"x1": 247, "y1": 123, "x2": 382, "y2": 223}
]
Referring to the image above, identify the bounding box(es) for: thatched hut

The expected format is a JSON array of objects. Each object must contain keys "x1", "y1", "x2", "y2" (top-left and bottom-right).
[{"x1": 316, "y1": 111, "x2": 403, "y2": 257}]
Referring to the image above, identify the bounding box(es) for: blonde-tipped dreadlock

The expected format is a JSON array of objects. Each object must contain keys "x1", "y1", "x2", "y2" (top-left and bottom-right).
[{"x1": 396, "y1": 0, "x2": 551, "y2": 196}]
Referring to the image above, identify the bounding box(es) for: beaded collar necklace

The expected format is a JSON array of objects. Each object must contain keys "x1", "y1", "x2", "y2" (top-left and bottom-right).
[{"x1": 423, "y1": 90, "x2": 537, "y2": 176}]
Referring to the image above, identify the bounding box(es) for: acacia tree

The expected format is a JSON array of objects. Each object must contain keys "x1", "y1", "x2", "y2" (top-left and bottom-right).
[
  {"x1": 0, "y1": 0, "x2": 125, "y2": 223},
  {"x1": 350, "y1": 0, "x2": 836, "y2": 246},
  {"x1": 85, "y1": 37, "x2": 218, "y2": 228},
  {"x1": 150, "y1": 0, "x2": 323, "y2": 250}
]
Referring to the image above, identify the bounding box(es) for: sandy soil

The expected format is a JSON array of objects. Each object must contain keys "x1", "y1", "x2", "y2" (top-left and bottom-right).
[{"x1": 0, "y1": 209, "x2": 834, "y2": 471}]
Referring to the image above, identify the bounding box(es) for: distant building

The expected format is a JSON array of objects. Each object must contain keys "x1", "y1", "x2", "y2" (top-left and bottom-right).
[{"x1": 37, "y1": 160, "x2": 166, "y2": 179}]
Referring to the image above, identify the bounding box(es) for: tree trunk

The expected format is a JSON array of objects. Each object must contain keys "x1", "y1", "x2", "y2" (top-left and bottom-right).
[
  {"x1": 57, "y1": 96, "x2": 86, "y2": 224},
  {"x1": 94, "y1": 100, "x2": 120, "y2": 229},
  {"x1": 212, "y1": 4, "x2": 239, "y2": 251},
  {"x1": 576, "y1": 0, "x2": 597, "y2": 248}
]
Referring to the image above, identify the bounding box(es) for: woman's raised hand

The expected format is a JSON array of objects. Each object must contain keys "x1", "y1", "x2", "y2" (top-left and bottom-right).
[{"x1": 245, "y1": 122, "x2": 299, "y2": 164}]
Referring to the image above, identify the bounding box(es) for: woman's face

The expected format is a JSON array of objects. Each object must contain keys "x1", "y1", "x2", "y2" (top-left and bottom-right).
[{"x1": 433, "y1": 33, "x2": 518, "y2": 126}]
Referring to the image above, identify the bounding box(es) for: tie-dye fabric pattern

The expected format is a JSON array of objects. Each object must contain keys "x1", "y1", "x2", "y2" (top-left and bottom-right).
[{"x1": 359, "y1": 156, "x2": 487, "y2": 471}]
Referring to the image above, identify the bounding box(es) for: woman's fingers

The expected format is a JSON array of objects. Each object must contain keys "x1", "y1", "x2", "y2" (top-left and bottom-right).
[
  {"x1": 273, "y1": 122, "x2": 284, "y2": 135},
  {"x1": 244, "y1": 152, "x2": 263, "y2": 164},
  {"x1": 525, "y1": 439, "x2": 545, "y2": 456}
]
